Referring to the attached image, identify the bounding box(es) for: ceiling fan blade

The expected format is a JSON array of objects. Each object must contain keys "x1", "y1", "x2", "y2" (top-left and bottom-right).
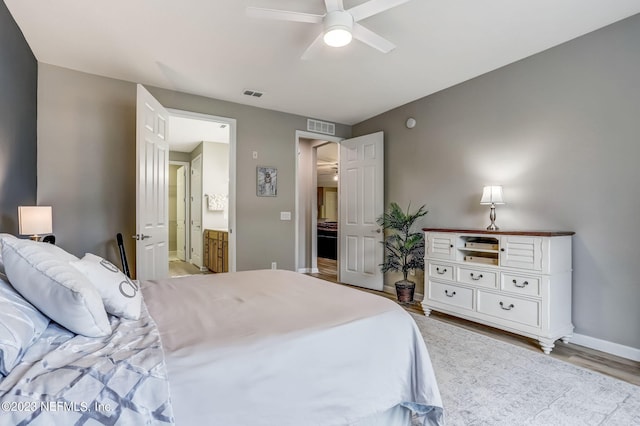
[
  {"x1": 301, "y1": 33, "x2": 325, "y2": 60},
  {"x1": 348, "y1": 0, "x2": 412, "y2": 22},
  {"x1": 324, "y1": 0, "x2": 344, "y2": 13},
  {"x1": 247, "y1": 7, "x2": 323, "y2": 24},
  {"x1": 352, "y1": 23, "x2": 396, "y2": 53}
]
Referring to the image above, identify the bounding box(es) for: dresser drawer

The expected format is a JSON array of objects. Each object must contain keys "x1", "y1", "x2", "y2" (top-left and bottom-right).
[
  {"x1": 477, "y1": 291, "x2": 540, "y2": 327},
  {"x1": 501, "y1": 273, "x2": 540, "y2": 297},
  {"x1": 457, "y1": 267, "x2": 497, "y2": 288},
  {"x1": 428, "y1": 262, "x2": 454, "y2": 281},
  {"x1": 428, "y1": 281, "x2": 473, "y2": 311}
]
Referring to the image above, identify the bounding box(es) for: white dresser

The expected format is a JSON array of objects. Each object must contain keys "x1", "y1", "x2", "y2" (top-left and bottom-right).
[{"x1": 422, "y1": 228, "x2": 574, "y2": 354}]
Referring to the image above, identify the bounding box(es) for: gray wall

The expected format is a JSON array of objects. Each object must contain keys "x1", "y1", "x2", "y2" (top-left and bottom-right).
[
  {"x1": 37, "y1": 64, "x2": 137, "y2": 269},
  {"x1": 36, "y1": 64, "x2": 351, "y2": 274},
  {"x1": 145, "y1": 87, "x2": 351, "y2": 271},
  {"x1": 353, "y1": 15, "x2": 640, "y2": 350},
  {"x1": 0, "y1": 0, "x2": 37, "y2": 232}
]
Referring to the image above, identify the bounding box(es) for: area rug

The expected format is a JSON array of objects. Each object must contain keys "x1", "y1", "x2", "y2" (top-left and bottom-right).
[{"x1": 409, "y1": 313, "x2": 640, "y2": 426}]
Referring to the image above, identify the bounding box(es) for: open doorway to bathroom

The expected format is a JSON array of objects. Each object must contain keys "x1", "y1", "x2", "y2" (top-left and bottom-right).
[{"x1": 167, "y1": 110, "x2": 234, "y2": 277}]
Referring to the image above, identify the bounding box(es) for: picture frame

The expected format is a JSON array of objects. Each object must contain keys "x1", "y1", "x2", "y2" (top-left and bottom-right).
[{"x1": 256, "y1": 166, "x2": 277, "y2": 197}]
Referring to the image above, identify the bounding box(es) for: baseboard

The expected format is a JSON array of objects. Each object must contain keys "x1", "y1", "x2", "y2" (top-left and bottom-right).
[
  {"x1": 570, "y1": 333, "x2": 640, "y2": 362},
  {"x1": 383, "y1": 284, "x2": 394, "y2": 294},
  {"x1": 297, "y1": 268, "x2": 320, "y2": 274}
]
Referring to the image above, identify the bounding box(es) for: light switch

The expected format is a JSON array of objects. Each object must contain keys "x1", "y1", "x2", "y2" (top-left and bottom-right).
[
  {"x1": 252, "y1": 151, "x2": 258, "y2": 159},
  {"x1": 280, "y1": 211, "x2": 291, "y2": 221}
]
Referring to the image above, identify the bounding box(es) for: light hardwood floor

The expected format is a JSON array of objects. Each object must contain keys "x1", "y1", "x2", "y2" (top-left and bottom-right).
[
  {"x1": 169, "y1": 260, "x2": 210, "y2": 277},
  {"x1": 310, "y1": 258, "x2": 640, "y2": 386}
]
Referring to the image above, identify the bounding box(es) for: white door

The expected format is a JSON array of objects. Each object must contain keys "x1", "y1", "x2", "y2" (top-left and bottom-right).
[
  {"x1": 190, "y1": 154, "x2": 203, "y2": 267},
  {"x1": 135, "y1": 84, "x2": 169, "y2": 280},
  {"x1": 176, "y1": 166, "x2": 186, "y2": 261},
  {"x1": 339, "y1": 131, "x2": 384, "y2": 290}
]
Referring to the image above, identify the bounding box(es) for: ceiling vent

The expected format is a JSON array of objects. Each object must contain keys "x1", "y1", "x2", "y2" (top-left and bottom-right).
[
  {"x1": 307, "y1": 119, "x2": 335, "y2": 136},
  {"x1": 243, "y1": 89, "x2": 264, "y2": 98}
]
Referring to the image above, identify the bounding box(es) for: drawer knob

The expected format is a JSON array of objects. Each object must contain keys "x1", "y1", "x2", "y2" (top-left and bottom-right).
[
  {"x1": 445, "y1": 290, "x2": 456, "y2": 297},
  {"x1": 500, "y1": 248, "x2": 505, "y2": 252},
  {"x1": 436, "y1": 267, "x2": 447, "y2": 274},
  {"x1": 513, "y1": 279, "x2": 529, "y2": 288},
  {"x1": 470, "y1": 273, "x2": 483, "y2": 281},
  {"x1": 499, "y1": 301, "x2": 515, "y2": 311}
]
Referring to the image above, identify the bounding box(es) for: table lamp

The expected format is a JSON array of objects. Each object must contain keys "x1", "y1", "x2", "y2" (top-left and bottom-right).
[
  {"x1": 18, "y1": 206, "x2": 53, "y2": 240},
  {"x1": 480, "y1": 186, "x2": 504, "y2": 231}
]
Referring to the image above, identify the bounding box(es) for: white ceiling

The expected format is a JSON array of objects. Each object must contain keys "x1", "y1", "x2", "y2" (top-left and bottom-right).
[
  {"x1": 6, "y1": 0, "x2": 640, "y2": 125},
  {"x1": 168, "y1": 115, "x2": 229, "y2": 153}
]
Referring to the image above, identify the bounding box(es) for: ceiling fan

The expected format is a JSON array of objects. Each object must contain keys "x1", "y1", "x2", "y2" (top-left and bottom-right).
[{"x1": 247, "y1": 0, "x2": 412, "y2": 59}]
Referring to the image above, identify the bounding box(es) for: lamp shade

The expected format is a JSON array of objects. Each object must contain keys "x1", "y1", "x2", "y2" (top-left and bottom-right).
[
  {"x1": 480, "y1": 186, "x2": 505, "y2": 205},
  {"x1": 18, "y1": 206, "x2": 53, "y2": 236}
]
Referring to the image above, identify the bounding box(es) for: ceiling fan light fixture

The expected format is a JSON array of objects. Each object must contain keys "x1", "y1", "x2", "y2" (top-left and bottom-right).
[
  {"x1": 324, "y1": 28, "x2": 352, "y2": 47},
  {"x1": 323, "y1": 11, "x2": 353, "y2": 48}
]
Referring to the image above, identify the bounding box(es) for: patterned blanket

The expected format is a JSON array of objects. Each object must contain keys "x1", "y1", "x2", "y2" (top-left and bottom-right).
[{"x1": 0, "y1": 303, "x2": 174, "y2": 425}]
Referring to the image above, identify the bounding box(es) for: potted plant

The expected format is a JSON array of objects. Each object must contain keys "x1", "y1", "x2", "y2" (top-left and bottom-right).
[{"x1": 377, "y1": 202, "x2": 428, "y2": 303}]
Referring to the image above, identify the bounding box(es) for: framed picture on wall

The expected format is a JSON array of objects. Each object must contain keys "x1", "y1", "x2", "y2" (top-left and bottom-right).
[{"x1": 257, "y1": 166, "x2": 277, "y2": 197}]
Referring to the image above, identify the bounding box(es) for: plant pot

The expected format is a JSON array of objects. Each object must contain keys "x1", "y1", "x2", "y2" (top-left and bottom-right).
[{"x1": 395, "y1": 280, "x2": 415, "y2": 303}]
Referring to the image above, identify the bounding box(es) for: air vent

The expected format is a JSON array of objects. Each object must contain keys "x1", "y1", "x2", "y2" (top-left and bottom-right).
[
  {"x1": 243, "y1": 89, "x2": 264, "y2": 98},
  {"x1": 307, "y1": 119, "x2": 335, "y2": 136}
]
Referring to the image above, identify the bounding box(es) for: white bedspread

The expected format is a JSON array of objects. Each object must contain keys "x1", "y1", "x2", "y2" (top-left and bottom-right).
[{"x1": 143, "y1": 270, "x2": 443, "y2": 426}]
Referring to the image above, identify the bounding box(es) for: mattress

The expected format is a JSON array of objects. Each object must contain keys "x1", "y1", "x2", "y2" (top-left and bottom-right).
[{"x1": 142, "y1": 269, "x2": 443, "y2": 426}]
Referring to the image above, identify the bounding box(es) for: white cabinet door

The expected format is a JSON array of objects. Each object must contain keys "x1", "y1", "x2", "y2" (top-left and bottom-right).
[
  {"x1": 500, "y1": 236, "x2": 543, "y2": 270},
  {"x1": 426, "y1": 233, "x2": 456, "y2": 260}
]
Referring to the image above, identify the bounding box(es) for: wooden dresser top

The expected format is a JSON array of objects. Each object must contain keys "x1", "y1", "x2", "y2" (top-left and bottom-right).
[{"x1": 422, "y1": 228, "x2": 575, "y2": 237}]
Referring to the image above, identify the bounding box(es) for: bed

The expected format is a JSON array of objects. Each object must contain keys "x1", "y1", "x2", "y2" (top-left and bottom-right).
[{"x1": 0, "y1": 235, "x2": 443, "y2": 425}]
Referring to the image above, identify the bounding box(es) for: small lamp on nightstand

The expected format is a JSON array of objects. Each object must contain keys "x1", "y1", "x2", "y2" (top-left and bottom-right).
[
  {"x1": 480, "y1": 186, "x2": 505, "y2": 231},
  {"x1": 18, "y1": 206, "x2": 53, "y2": 241}
]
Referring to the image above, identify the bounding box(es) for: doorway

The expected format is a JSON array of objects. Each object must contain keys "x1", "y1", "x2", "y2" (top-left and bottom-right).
[
  {"x1": 315, "y1": 142, "x2": 339, "y2": 281},
  {"x1": 169, "y1": 161, "x2": 189, "y2": 263},
  {"x1": 295, "y1": 130, "x2": 385, "y2": 291},
  {"x1": 295, "y1": 131, "x2": 342, "y2": 281},
  {"x1": 166, "y1": 109, "x2": 236, "y2": 277}
]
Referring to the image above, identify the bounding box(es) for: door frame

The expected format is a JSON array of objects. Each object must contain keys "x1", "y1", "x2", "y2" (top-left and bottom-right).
[
  {"x1": 294, "y1": 131, "x2": 343, "y2": 278},
  {"x1": 167, "y1": 108, "x2": 237, "y2": 272},
  {"x1": 169, "y1": 160, "x2": 190, "y2": 262}
]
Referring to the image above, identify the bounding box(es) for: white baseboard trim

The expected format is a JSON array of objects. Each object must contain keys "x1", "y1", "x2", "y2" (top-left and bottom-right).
[
  {"x1": 570, "y1": 333, "x2": 640, "y2": 362},
  {"x1": 297, "y1": 268, "x2": 320, "y2": 274}
]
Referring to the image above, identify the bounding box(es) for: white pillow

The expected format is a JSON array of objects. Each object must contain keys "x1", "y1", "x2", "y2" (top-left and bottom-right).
[
  {"x1": 0, "y1": 277, "x2": 50, "y2": 375},
  {"x1": 70, "y1": 253, "x2": 142, "y2": 320},
  {"x1": 0, "y1": 233, "x2": 18, "y2": 278},
  {"x1": 1, "y1": 238, "x2": 111, "y2": 338}
]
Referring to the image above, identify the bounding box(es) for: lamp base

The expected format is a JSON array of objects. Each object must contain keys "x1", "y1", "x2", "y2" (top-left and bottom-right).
[{"x1": 486, "y1": 204, "x2": 499, "y2": 231}]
